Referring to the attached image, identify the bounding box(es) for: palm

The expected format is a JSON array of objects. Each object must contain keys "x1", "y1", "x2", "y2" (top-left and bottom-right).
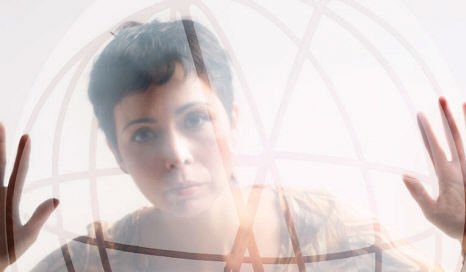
[
  {"x1": 432, "y1": 161, "x2": 465, "y2": 238},
  {"x1": 404, "y1": 97, "x2": 466, "y2": 241}
]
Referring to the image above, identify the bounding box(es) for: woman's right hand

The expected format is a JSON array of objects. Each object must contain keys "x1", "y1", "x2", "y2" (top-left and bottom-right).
[{"x1": 0, "y1": 123, "x2": 59, "y2": 271}]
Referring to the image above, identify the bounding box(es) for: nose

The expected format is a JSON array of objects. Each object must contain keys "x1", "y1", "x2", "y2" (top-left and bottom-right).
[{"x1": 163, "y1": 130, "x2": 193, "y2": 170}]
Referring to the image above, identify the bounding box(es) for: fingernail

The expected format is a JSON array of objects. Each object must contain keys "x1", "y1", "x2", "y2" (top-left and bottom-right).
[
  {"x1": 53, "y1": 198, "x2": 60, "y2": 208},
  {"x1": 439, "y1": 97, "x2": 447, "y2": 108},
  {"x1": 20, "y1": 134, "x2": 29, "y2": 145},
  {"x1": 402, "y1": 175, "x2": 415, "y2": 182}
]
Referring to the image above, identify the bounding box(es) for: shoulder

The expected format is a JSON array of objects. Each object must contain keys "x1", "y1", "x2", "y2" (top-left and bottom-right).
[
  {"x1": 31, "y1": 207, "x2": 154, "y2": 272},
  {"x1": 256, "y1": 185, "x2": 350, "y2": 231},
  {"x1": 260, "y1": 186, "x2": 445, "y2": 271},
  {"x1": 275, "y1": 187, "x2": 356, "y2": 251}
]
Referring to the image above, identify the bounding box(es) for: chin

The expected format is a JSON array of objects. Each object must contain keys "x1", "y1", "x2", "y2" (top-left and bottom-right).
[
  {"x1": 156, "y1": 183, "x2": 230, "y2": 219},
  {"x1": 167, "y1": 194, "x2": 216, "y2": 218}
]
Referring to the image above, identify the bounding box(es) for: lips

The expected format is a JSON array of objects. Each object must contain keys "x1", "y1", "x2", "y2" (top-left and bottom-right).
[{"x1": 165, "y1": 182, "x2": 206, "y2": 197}]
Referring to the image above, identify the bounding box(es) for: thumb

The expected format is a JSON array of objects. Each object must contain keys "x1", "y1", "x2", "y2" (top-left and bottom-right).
[
  {"x1": 403, "y1": 175, "x2": 435, "y2": 217},
  {"x1": 24, "y1": 198, "x2": 59, "y2": 235}
]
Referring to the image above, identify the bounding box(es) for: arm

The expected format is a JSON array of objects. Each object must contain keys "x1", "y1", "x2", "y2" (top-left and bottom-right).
[
  {"x1": 0, "y1": 123, "x2": 59, "y2": 271},
  {"x1": 403, "y1": 97, "x2": 466, "y2": 265}
]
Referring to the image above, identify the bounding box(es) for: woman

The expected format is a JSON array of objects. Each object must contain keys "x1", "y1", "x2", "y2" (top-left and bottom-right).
[{"x1": 0, "y1": 19, "x2": 464, "y2": 271}]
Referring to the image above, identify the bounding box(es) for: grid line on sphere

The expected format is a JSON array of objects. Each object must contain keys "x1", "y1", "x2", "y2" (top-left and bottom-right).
[
  {"x1": 231, "y1": 0, "x2": 447, "y2": 270},
  {"x1": 189, "y1": 3, "x2": 274, "y2": 270},
  {"x1": 24, "y1": 155, "x2": 436, "y2": 194},
  {"x1": 229, "y1": 0, "x2": 382, "y2": 236},
  {"x1": 199, "y1": 0, "x2": 333, "y2": 268},
  {"x1": 191, "y1": 2, "x2": 323, "y2": 270},
  {"x1": 304, "y1": 0, "x2": 445, "y2": 266},
  {"x1": 225, "y1": 0, "x2": 385, "y2": 269},
  {"x1": 180, "y1": 10, "x2": 266, "y2": 271},
  {"x1": 194, "y1": 1, "x2": 269, "y2": 145},
  {"x1": 88, "y1": 118, "x2": 112, "y2": 271},
  {"x1": 67, "y1": 227, "x2": 434, "y2": 263},
  {"x1": 267, "y1": 0, "x2": 326, "y2": 149},
  {"x1": 193, "y1": 3, "x2": 308, "y2": 270},
  {"x1": 51, "y1": 45, "x2": 100, "y2": 272},
  {"x1": 25, "y1": 168, "x2": 122, "y2": 193},
  {"x1": 31, "y1": 213, "x2": 436, "y2": 265},
  {"x1": 337, "y1": 0, "x2": 442, "y2": 96},
  {"x1": 322, "y1": 3, "x2": 418, "y2": 117}
]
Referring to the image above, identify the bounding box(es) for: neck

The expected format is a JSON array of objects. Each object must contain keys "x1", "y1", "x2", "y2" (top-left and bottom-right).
[
  {"x1": 139, "y1": 185, "x2": 283, "y2": 259},
  {"x1": 144, "y1": 186, "x2": 241, "y2": 254}
]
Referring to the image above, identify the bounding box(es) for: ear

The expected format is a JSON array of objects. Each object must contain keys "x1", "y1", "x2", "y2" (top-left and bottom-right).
[{"x1": 106, "y1": 138, "x2": 128, "y2": 174}]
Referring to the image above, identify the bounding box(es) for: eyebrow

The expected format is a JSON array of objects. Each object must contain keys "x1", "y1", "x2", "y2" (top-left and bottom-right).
[
  {"x1": 175, "y1": 102, "x2": 209, "y2": 115},
  {"x1": 122, "y1": 102, "x2": 209, "y2": 131},
  {"x1": 123, "y1": 117, "x2": 157, "y2": 131}
]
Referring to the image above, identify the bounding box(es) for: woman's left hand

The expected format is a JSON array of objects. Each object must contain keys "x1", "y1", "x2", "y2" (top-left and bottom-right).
[{"x1": 403, "y1": 97, "x2": 466, "y2": 243}]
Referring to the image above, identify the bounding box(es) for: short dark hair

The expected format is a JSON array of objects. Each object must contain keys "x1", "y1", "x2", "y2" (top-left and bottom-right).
[{"x1": 88, "y1": 19, "x2": 233, "y2": 148}]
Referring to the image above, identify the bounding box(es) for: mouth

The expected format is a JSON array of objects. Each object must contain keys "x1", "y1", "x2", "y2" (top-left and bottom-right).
[{"x1": 165, "y1": 182, "x2": 207, "y2": 198}]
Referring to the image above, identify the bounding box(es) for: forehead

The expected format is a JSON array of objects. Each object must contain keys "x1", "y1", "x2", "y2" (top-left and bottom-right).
[{"x1": 113, "y1": 69, "x2": 219, "y2": 124}]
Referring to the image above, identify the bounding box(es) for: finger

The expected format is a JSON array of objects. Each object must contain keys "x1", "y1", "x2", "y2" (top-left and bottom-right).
[
  {"x1": 439, "y1": 97, "x2": 465, "y2": 162},
  {"x1": 403, "y1": 175, "x2": 436, "y2": 218},
  {"x1": 7, "y1": 135, "x2": 31, "y2": 221},
  {"x1": 417, "y1": 113, "x2": 447, "y2": 167},
  {"x1": 23, "y1": 198, "x2": 59, "y2": 237},
  {"x1": 463, "y1": 102, "x2": 466, "y2": 122},
  {"x1": 5, "y1": 135, "x2": 30, "y2": 262},
  {"x1": 0, "y1": 123, "x2": 5, "y2": 187},
  {"x1": 463, "y1": 101, "x2": 466, "y2": 149}
]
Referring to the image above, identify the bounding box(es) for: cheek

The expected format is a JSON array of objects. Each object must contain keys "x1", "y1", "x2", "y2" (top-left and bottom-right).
[
  {"x1": 124, "y1": 154, "x2": 167, "y2": 204},
  {"x1": 204, "y1": 125, "x2": 233, "y2": 175},
  {"x1": 216, "y1": 136, "x2": 232, "y2": 172},
  {"x1": 121, "y1": 147, "x2": 163, "y2": 182}
]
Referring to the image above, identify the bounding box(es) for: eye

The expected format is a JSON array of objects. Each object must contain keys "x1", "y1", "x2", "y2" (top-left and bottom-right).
[
  {"x1": 131, "y1": 127, "x2": 156, "y2": 143},
  {"x1": 184, "y1": 111, "x2": 210, "y2": 129}
]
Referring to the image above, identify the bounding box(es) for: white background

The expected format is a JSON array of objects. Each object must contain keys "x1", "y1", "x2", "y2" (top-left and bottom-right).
[{"x1": 1, "y1": 0, "x2": 466, "y2": 271}]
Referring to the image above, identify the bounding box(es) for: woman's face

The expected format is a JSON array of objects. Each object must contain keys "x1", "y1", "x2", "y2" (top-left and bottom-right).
[{"x1": 112, "y1": 65, "x2": 237, "y2": 217}]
